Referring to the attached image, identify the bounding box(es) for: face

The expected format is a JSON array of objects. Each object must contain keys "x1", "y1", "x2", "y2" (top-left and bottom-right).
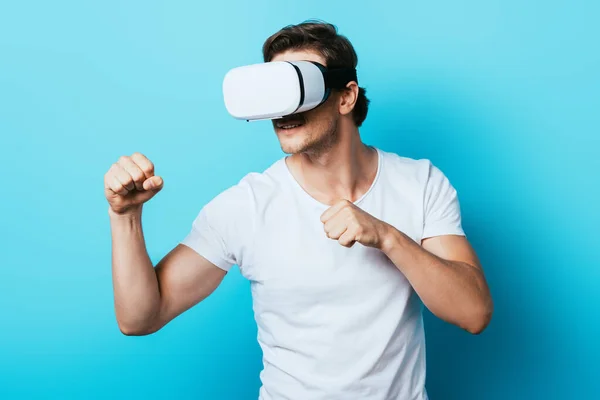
[{"x1": 270, "y1": 50, "x2": 341, "y2": 155}]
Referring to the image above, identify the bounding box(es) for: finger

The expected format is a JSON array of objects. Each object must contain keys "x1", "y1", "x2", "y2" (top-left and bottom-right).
[
  {"x1": 143, "y1": 176, "x2": 163, "y2": 191},
  {"x1": 338, "y1": 229, "x2": 357, "y2": 248},
  {"x1": 109, "y1": 175, "x2": 129, "y2": 196},
  {"x1": 104, "y1": 167, "x2": 115, "y2": 191},
  {"x1": 105, "y1": 164, "x2": 129, "y2": 195},
  {"x1": 118, "y1": 156, "x2": 146, "y2": 191},
  {"x1": 130, "y1": 152, "x2": 155, "y2": 179},
  {"x1": 320, "y1": 199, "x2": 352, "y2": 223},
  {"x1": 112, "y1": 163, "x2": 135, "y2": 191},
  {"x1": 324, "y1": 219, "x2": 348, "y2": 240}
]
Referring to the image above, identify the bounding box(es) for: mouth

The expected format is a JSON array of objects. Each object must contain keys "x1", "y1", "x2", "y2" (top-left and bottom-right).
[{"x1": 275, "y1": 116, "x2": 306, "y2": 132}]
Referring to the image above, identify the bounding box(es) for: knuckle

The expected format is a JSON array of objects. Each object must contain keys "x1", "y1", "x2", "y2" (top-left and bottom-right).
[
  {"x1": 143, "y1": 162, "x2": 154, "y2": 175},
  {"x1": 132, "y1": 153, "x2": 153, "y2": 174},
  {"x1": 133, "y1": 152, "x2": 153, "y2": 166},
  {"x1": 118, "y1": 155, "x2": 129, "y2": 164},
  {"x1": 107, "y1": 165, "x2": 118, "y2": 176},
  {"x1": 120, "y1": 173, "x2": 132, "y2": 183}
]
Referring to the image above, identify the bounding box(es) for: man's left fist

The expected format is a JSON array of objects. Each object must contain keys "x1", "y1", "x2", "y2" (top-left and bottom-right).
[{"x1": 320, "y1": 200, "x2": 391, "y2": 249}]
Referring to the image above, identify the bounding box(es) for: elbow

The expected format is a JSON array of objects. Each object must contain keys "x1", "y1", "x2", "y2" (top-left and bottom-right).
[
  {"x1": 465, "y1": 318, "x2": 490, "y2": 335},
  {"x1": 117, "y1": 319, "x2": 159, "y2": 336},
  {"x1": 118, "y1": 323, "x2": 149, "y2": 336},
  {"x1": 464, "y1": 299, "x2": 494, "y2": 335},
  {"x1": 115, "y1": 303, "x2": 163, "y2": 336}
]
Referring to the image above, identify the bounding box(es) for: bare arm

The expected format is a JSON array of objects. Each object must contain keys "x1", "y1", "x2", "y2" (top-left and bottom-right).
[
  {"x1": 381, "y1": 231, "x2": 493, "y2": 334},
  {"x1": 321, "y1": 199, "x2": 493, "y2": 335},
  {"x1": 105, "y1": 152, "x2": 226, "y2": 336},
  {"x1": 110, "y1": 209, "x2": 226, "y2": 335}
]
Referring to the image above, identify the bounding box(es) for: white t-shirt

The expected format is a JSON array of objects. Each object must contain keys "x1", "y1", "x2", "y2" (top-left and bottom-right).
[{"x1": 181, "y1": 147, "x2": 464, "y2": 400}]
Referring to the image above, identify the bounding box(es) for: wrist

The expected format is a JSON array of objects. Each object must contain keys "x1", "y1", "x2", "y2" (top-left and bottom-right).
[
  {"x1": 380, "y1": 224, "x2": 404, "y2": 255},
  {"x1": 108, "y1": 205, "x2": 143, "y2": 222}
]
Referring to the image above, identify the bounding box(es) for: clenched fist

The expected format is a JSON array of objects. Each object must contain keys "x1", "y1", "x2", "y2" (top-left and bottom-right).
[
  {"x1": 104, "y1": 152, "x2": 163, "y2": 215},
  {"x1": 320, "y1": 200, "x2": 392, "y2": 249}
]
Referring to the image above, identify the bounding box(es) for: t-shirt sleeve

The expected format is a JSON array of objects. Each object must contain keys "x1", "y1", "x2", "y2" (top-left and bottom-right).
[
  {"x1": 180, "y1": 179, "x2": 254, "y2": 272},
  {"x1": 422, "y1": 162, "x2": 465, "y2": 239}
]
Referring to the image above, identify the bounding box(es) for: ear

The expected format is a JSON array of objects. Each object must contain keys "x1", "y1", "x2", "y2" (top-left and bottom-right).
[{"x1": 338, "y1": 81, "x2": 359, "y2": 117}]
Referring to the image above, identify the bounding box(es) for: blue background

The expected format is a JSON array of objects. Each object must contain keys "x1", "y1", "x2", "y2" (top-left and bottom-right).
[{"x1": 1, "y1": 1, "x2": 598, "y2": 399}]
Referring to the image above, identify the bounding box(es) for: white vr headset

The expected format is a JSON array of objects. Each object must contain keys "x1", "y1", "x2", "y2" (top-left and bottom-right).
[{"x1": 222, "y1": 61, "x2": 358, "y2": 121}]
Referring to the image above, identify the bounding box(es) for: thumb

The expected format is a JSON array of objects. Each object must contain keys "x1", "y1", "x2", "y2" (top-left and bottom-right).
[{"x1": 143, "y1": 176, "x2": 163, "y2": 191}]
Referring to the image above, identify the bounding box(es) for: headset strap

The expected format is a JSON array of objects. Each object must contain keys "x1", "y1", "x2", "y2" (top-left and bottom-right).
[{"x1": 324, "y1": 67, "x2": 358, "y2": 89}]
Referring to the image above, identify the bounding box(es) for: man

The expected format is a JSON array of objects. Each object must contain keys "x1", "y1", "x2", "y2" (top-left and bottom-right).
[{"x1": 105, "y1": 21, "x2": 493, "y2": 400}]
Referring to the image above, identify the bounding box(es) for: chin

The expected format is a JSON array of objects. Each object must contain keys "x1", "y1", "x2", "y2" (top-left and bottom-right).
[
  {"x1": 281, "y1": 139, "x2": 328, "y2": 155},
  {"x1": 276, "y1": 124, "x2": 335, "y2": 155},
  {"x1": 276, "y1": 131, "x2": 306, "y2": 154},
  {"x1": 280, "y1": 141, "x2": 306, "y2": 155}
]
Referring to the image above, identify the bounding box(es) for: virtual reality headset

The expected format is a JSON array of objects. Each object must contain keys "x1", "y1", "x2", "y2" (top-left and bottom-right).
[{"x1": 223, "y1": 61, "x2": 358, "y2": 121}]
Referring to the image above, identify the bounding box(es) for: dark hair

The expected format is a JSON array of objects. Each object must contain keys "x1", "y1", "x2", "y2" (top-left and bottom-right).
[{"x1": 262, "y1": 21, "x2": 370, "y2": 127}]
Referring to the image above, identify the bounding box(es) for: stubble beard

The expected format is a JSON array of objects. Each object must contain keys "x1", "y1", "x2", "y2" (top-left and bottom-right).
[{"x1": 282, "y1": 117, "x2": 339, "y2": 157}]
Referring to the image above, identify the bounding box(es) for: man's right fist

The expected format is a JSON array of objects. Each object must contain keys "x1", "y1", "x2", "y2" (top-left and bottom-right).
[{"x1": 104, "y1": 152, "x2": 163, "y2": 214}]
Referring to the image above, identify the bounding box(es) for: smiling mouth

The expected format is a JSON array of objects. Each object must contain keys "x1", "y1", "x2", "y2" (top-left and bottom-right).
[
  {"x1": 279, "y1": 123, "x2": 303, "y2": 129},
  {"x1": 275, "y1": 115, "x2": 306, "y2": 130}
]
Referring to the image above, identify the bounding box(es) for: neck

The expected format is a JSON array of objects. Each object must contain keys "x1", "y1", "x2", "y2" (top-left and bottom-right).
[{"x1": 287, "y1": 123, "x2": 378, "y2": 205}]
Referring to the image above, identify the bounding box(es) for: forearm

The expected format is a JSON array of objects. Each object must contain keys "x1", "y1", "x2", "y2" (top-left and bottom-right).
[
  {"x1": 381, "y1": 227, "x2": 492, "y2": 334},
  {"x1": 109, "y1": 207, "x2": 161, "y2": 334}
]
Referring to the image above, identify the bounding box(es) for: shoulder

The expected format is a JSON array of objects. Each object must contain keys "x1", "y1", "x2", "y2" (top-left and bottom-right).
[
  {"x1": 204, "y1": 157, "x2": 287, "y2": 215},
  {"x1": 377, "y1": 149, "x2": 458, "y2": 209},
  {"x1": 378, "y1": 148, "x2": 442, "y2": 186}
]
